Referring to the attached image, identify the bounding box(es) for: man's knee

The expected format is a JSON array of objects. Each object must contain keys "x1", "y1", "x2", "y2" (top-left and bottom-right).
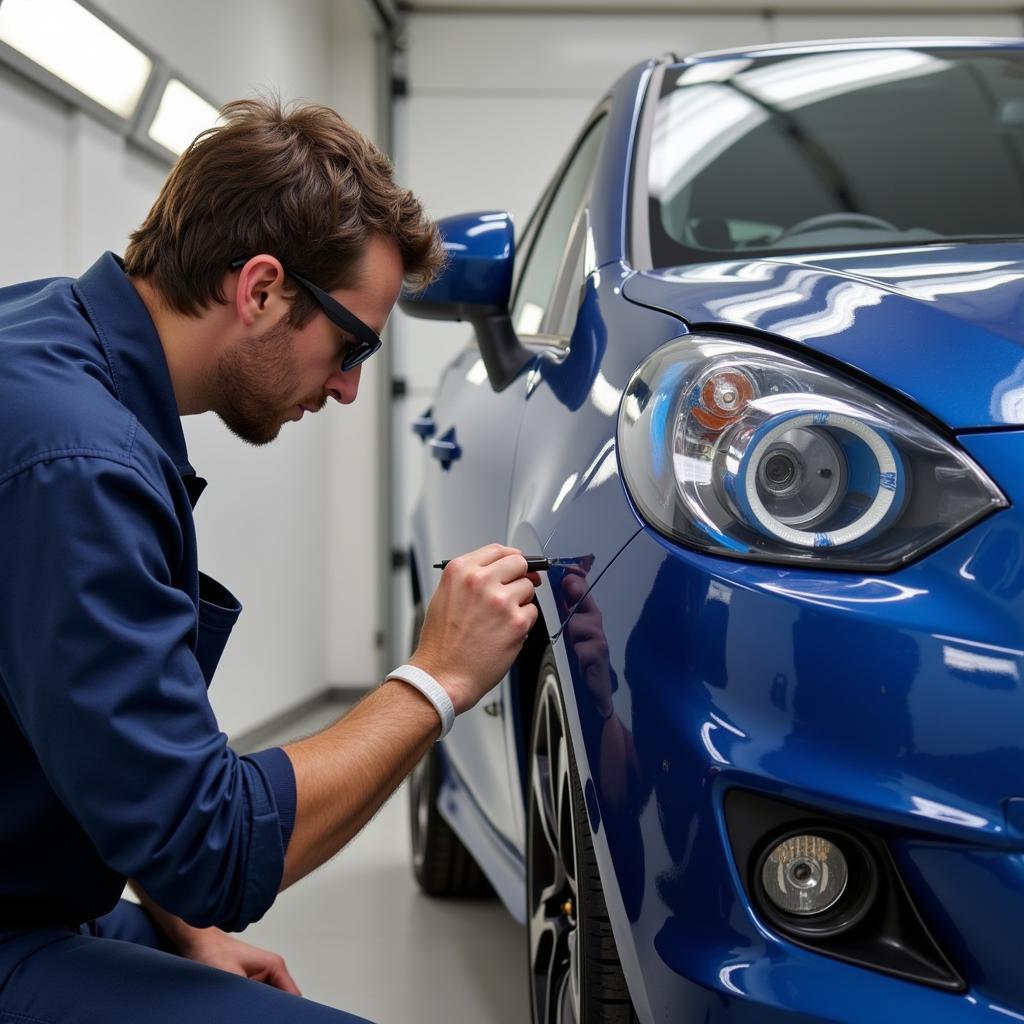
[{"x1": 0, "y1": 931, "x2": 374, "y2": 1024}]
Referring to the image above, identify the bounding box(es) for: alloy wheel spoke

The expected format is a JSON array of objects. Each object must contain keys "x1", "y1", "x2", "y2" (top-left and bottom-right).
[
  {"x1": 531, "y1": 910, "x2": 570, "y2": 1024},
  {"x1": 531, "y1": 751, "x2": 561, "y2": 861},
  {"x1": 529, "y1": 671, "x2": 581, "y2": 1024},
  {"x1": 554, "y1": 732, "x2": 577, "y2": 893},
  {"x1": 567, "y1": 926, "x2": 581, "y2": 1023},
  {"x1": 556, "y1": 971, "x2": 573, "y2": 1024},
  {"x1": 537, "y1": 875, "x2": 566, "y2": 910},
  {"x1": 544, "y1": 689, "x2": 561, "y2": 803}
]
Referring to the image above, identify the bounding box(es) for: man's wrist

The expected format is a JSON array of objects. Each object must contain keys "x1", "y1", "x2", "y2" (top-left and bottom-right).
[
  {"x1": 386, "y1": 663, "x2": 455, "y2": 738},
  {"x1": 406, "y1": 651, "x2": 473, "y2": 715}
]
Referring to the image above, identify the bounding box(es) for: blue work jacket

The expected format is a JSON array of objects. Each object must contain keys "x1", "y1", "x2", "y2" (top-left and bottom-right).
[{"x1": 0, "y1": 253, "x2": 296, "y2": 933}]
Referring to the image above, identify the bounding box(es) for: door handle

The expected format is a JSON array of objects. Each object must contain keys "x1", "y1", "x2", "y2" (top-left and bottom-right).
[
  {"x1": 428, "y1": 427, "x2": 461, "y2": 469},
  {"x1": 411, "y1": 407, "x2": 435, "y2": 441}
]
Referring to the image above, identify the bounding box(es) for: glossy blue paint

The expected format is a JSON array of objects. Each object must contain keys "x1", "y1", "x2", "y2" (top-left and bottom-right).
[
  {"x1": 509, "y1": 264, "x2": 682, "y2": 639},
  {"x1": 408, "y1": 38, "x2": 1024, "y2": 1024},
  {"x1": 560, "y1": 516, "x2": 1024, "y2": 1019},
  {"x1": 428, "y1": 426, "x2": 461, "y2": 469},
  {"x1": 404, "y1": 211, "x2": 515, "y2": 313},
  {"x1": 415, "y1": 342, "x2": 537, "y2": 847},
  {"x1": 622, "y1": 245, "x2": 1024, "y2": 430},
  {"x1": 411, "y1": 407, "x2": 435, "y2": 441},
  {"x1": 586, "y1": 62, "x2": 656, "y2": 266}
]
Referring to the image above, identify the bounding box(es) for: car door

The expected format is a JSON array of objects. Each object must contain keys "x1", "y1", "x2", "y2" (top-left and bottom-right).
[
  {"x1": 414, "y1": 336, "x2": 532, "y2": 845},
  {"x1": 416, "y1": 115, "x2": 611, "y2": 846},
  {"x1": 501, "y1": 113, "x2": 611, "y2": 844}
]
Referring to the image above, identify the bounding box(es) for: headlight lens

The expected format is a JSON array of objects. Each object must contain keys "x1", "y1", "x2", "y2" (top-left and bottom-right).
[{"x1": 618, "y1": 335, "x2": 1006, "y2": 569}]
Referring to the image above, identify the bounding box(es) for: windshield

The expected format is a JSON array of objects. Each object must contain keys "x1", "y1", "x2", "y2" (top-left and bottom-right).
[{"x1": 646, "y1": 47, "x2": 1024, "y2": 267}]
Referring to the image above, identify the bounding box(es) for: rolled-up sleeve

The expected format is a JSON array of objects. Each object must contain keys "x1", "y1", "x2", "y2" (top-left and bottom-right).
[{"x1": 0, "y1": 450, "x2": 293, "y2": 931}]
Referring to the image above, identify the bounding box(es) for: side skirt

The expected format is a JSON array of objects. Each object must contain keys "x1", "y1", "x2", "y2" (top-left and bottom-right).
[{"x1": 436, "y1": 745, "x2": 527, "y2": 923}]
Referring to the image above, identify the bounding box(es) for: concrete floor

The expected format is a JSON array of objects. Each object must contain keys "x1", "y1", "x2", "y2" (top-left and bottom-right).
[{"x1": 239, "y1": 699, "x2": 530, "y2": 1024}]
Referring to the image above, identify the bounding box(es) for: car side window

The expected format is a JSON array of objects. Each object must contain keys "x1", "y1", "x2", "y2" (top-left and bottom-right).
[
  {"x1": 512, "y1": 116, "x2": 607, "y2": 339},
  {"x1": 549, "y1": 206, "x2": 596, "y2": 340}
]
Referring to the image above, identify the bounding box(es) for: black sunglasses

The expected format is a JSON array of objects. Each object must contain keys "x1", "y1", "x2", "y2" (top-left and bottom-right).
[{"x1": 230, "y1": 259, "x2": 382, "y2": 371}]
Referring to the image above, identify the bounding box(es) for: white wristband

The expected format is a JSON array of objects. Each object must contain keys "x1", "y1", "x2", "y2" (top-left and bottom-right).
[{"x1": 387, "y1": 663, "x2": 456, "y2": 739}]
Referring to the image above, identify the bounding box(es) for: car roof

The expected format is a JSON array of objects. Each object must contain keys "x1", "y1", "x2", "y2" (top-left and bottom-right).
[{"x1": 678, "y1": 36, "x2": 1024, "y2": 63}]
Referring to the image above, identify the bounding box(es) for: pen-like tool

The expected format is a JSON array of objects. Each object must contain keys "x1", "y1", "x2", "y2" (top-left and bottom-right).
[{"x1": 433, "y1": 556, "x2": 553, "y2": 572}]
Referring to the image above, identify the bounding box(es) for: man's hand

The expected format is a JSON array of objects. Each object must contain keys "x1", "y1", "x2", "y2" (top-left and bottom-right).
[
  {"x1": 178, "y1": 927, "x2": 301, "y2": 994},
  {"x1": 411, "y1": 543, "x2": 541, "y2": 713},
  {"x1": 130, "y1": 884, "x2": 299, "y2": 994},
  {"x1": 279, "y1": 542, "x2": 540, "y2": 888}
]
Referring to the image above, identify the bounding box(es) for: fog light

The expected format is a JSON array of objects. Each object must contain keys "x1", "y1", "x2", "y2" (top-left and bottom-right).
[
  {"x1": 761, "y1": 833, "x2": 848, "y2": 916},
  {"x1": 727, "y1": 791, "x2": 961, "y2": 990}
]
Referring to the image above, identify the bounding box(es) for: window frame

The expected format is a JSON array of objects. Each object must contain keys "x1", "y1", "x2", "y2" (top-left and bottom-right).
[
  {"x1": 510, "y1": 104, "x2": 611, "y2": 348},
  {"x1": 634, "y1": 48, "x2": 1024, "y2": 272}
]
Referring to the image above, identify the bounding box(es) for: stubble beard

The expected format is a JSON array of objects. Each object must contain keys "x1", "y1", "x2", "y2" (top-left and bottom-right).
[{"x1": 212, "y1": 316, "x2": 303, "y2": 447}]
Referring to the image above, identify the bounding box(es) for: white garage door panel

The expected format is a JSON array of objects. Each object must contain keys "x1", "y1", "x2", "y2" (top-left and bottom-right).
[
  {"x1": 0, "y1": 69, "x2": 72, "y2": 285},
  {"x1": 407, "y1": 13, "x2": 772, "y2": 92},
  {"x1": 93, "y1": 0, "x2": 333, "y2": 110},
  {"x1": 772, "y1": 13, "x2": 1024, "y2": 42},
  {"x1": 400, "y1": 93, "x2": 599, "y2": 233},
  {"x1": 396, "y1": 90, "x2": 599, "y2": 393},
  {"x1": 394, "y1": 313, "x2": 475, "y2": 388}
]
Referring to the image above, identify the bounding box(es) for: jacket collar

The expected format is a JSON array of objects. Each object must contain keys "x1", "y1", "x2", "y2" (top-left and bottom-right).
[{"x1": 73, "y1": 252, "x2": 197, "y2": 483}]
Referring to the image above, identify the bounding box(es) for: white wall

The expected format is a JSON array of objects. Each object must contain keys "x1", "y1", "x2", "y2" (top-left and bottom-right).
[
  {"x1": 396, "y1": 8, "x2": 1024, "y2": 382},
  {"x1": 6, "y1": 4, "x2": 1024, "y2": 732},
  {"x1": 390, "y1": 9, "x2": 1024, "y2": 660},
  {"x1": 0, "y1": 0, "x2": 387, "y2": 736}
]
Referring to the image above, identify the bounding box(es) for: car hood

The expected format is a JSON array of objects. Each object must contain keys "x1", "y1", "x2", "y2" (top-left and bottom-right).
[{"x1": 621, "y1": 242, "x2": 1024, "y2": 430}]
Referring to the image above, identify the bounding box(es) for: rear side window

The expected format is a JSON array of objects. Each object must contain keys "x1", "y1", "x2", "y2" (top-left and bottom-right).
[
  {"x1": 513, "y1": 116, "x2": 607, "y2": 337},
  {"x1": 647, "y1": 49, "x2": 1024, "y2": 265}
]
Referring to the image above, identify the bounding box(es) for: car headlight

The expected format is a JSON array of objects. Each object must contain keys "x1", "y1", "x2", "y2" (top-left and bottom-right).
[{"x1": 617, "y1": 335, "x2": 1006, "y2": 570}]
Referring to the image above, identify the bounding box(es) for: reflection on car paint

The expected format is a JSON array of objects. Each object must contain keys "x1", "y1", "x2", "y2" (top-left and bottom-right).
[
  {"x1": 407, "y1": 40, "x2": 1024, "y2": 1023},
  {"x1": 770, "y1": 280, "x2": 887, "y2": 342}
]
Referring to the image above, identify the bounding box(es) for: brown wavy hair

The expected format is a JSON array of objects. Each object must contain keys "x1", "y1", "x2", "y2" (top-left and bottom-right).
[{"x1": 125, "y1": 98, "x2": 444, "y2": 325}]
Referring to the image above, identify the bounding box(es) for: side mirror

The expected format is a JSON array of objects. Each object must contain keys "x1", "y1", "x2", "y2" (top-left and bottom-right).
[{"x1": 399, "y1": 211, "x2": 532, "y2": 392}]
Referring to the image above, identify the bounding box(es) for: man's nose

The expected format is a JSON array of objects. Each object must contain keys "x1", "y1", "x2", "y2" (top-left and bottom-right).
[{"x1": 327, "y1": 364, "x2": 362, "y2": 405}]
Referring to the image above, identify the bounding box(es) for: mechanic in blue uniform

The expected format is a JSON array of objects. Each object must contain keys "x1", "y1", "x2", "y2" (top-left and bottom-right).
[{"x1": 0, "y1": 99, "x2": 540, "y2": 1023}]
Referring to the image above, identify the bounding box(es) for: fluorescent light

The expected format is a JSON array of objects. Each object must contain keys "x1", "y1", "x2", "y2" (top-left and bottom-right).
[
  {"x1": 649, "y1": 84, "x2": 767, "y2": 200},
  {"x1": 676, "y1": 59, "x2": 752, "y2": 86},
  {"x1": 0, "y1": 0, "x2": 151, "y2": 118},
  {"x1": 739, "y1": 50, "x2": 947, "y2": 113},
  {"x1": 148, "y1": 79, "x2": 221, "y2": 156}
]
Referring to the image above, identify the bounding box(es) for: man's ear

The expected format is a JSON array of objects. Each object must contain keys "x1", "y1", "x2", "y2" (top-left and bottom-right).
[{"x1": 232, "y1": 255, "x2": 287, "y2": 327}]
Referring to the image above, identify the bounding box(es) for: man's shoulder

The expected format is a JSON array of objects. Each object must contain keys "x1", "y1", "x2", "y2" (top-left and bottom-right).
[
  {"x1": 0, "y1": 272, "x2": 80, "y2": 333},
  {"x1": 0, "y1": 275, "x2": 137, "y2": 479}
]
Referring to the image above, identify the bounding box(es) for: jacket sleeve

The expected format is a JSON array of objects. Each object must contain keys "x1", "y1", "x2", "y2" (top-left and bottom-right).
[{"x1": 0, "y1": 450, "x2": 295, "y2": 931}]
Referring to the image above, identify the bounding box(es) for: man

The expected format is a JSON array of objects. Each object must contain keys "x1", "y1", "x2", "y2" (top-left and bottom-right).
[{"x1": 0, "y1": 100, "x2": 539, "y2": 1022}]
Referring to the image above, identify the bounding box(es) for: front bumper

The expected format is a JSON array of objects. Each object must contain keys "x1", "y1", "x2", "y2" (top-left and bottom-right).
[{"x1": 553, "y1": 430, "x2": 1024, "y2": 1022}]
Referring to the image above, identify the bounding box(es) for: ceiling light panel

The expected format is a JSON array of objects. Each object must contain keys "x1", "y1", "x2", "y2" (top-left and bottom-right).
[
  {"x1": 0, "y1": 0, "x2": 152, "y2": 119},
  {"x1": 147, "y1": 78, "x2": 220, "y2": 156}
]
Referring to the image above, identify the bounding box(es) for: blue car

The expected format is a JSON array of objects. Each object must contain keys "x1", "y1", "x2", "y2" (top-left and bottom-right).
[{"x1": 402, "y1": 38, "x2": 1024, "y2": 1023}]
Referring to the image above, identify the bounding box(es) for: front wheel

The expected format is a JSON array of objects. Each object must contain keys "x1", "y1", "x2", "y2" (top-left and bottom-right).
[
  {"x1": 526, "y1": 648, "x2": 638, "y2": 1024},
  {"x1": 407, "y1": 602, "x2": 493, "y2": 898},
  {"x1": 409, "y1": 742, "x2": 494, "y2": 897}
]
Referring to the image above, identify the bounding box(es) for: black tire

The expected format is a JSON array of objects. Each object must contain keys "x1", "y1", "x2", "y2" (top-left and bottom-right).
[
  {"x1": 409, "y1": 743, "x2": 494, "y2": 897},
  {"x1": 527, "y1": 647, "x2": 638, "y2": 1024},
  {"x1": 406, "y1": 601, "x2": 493, "y2": 898}
]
